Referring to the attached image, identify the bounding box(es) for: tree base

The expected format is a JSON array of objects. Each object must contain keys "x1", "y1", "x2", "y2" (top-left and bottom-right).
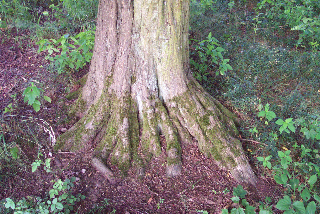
[{"x1": 55, "y1": 78, "x2": 257, "y2": 184}]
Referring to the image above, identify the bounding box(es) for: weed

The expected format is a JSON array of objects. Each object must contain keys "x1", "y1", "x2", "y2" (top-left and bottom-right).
[
  {"x1": 190, "y1": 32, "x2": 233, "y2": 82},
  {"x1": 37, "y1": 30, "x2": 95, "y2": 74},
  {"x1": 23, "y1": 82, "x2": 51, "y2": 112}
]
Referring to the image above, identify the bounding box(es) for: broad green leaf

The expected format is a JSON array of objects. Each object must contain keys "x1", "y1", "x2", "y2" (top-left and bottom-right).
[
  {"x1": 266, "y1": 111, "x2": 276, "y2": 121},
  {"x1": 10, "y1": 147, "x2": 19, "y2": 159},
  {"x1": 301, "y1": 188, "x2": 311, "y2": 201},
  {"x1": 258, "y1": 111, "x2": 266, "y2": 117},
  {"x1": 44, "y1": 96, "x2": 52, "y2": 103},
  {"x1": 257, "y1": 157, "x2": 265, "y2": 161},
  {"x1": 276, "y1": 119, "x2": 284, "y2": 125},
  {"x1": 226, "y1": 64, "x2": 233, "y2": 70},
  {"x1": 276, "y1": 195, "x2": 291, "y2": 210},
  {"x1": 33, "y1": 101, "x2": 41, "y2": 112},
  {"x1": 313, "y1": 194, "x2": 320, "y2": 203},
  {"x1": 231, "y1": 207, "x2": 245, "y2": 214},
  {"x1": 283, "y1": 210, "x2": 295, "y2": 214},
  {"x1": 274, "y1": 174, "x2": 285, "y2": 184},
  {"x1": 265, "y1": 155, "x2": 272, "y2": 161},
  {"x1": 32, "y1": 164, "x2": 38, "y2": 172},
  {"x1": 306, "y1": 201, "x2": 316, "y2": 214},
  {"x1": 52, "y1": 198, "x2": 57, "y2": 204},
  {"x1": 293, "y1": 201, "x2": 305, "y2": 214},
  {"x1": 245, "y1": 205, "x2": 255, "y2": 214},
  {"x1": 221, "y1": 209, "x2": 229, "y2": 214},
  {"x1": 308, "y1": 175, "x2": 317, "y2": 186},
  {"x1": 51, "y1": 204, "x2": 56, "y2": 211},
  {"x1": 233, "y1": 185, "x2": 247, "y2": 199},
  {"x1": 288, "y1": 178, "x2": 299, "y2": 190},
  {"x1": 281, "y1": 174, "x2": 288, "y2": 184},
  {"x1": 216, "y1": 47, "x2": 224, "y2": 52},
  {"x1": 56, "y1": 202, "x2": 64, "y2": 210},
  {"x1": 278, "y1": 151, "x2": 285, "y2": 157},
  {"x1": 231, "y1": 196, "x2": 240, "y2": 203},
  {"x1": 288, "y1": 124, "x2": 295, "y2": 133},
  {"x1": 5, "y1": 198, "x2": 15, "y2": 209},
  {"x1": 266, "y1": 162, "x2": 272, "y2": 169},
  {"x1": 285, "y1": 118, "x2": 293, "y2": 123},
  {"x1": 265, "y1": 103, "x2": 270, "y2": 111}
]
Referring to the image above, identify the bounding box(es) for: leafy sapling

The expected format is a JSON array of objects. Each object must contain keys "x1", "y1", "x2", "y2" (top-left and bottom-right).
[
  {"x1": 23, "y1": 82, "x2": 51, "y2": 112},
  {"x1": 258, "y1": 103, "x2": 276, "y2": 124},
  {"x1": 275, "y1": 118, "x2": 295, "y2": 134}
]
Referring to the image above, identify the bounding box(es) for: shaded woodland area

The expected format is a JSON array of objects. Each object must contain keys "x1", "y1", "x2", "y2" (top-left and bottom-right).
[{"x1": 0, "y1": 0, "x2": 319, "y2": 213}]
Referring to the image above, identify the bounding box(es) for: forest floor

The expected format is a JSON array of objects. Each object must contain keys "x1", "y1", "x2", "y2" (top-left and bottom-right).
[{"x1": 0, "y1": 28, "x2": 283, "y2": 213}]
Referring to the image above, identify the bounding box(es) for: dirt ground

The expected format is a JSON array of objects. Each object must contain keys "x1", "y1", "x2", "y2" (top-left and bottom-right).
[{"x1": 0, "y1": 28, "x2": 283, "y2": 213}]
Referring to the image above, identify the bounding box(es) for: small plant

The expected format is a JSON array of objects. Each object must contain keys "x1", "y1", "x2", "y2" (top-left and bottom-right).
[
  {"x1": 275, "y1": 118, "x2": 295, "y2": 134},
  {"x1": 190, "y1": 32, "x2": 233, "y2": 82},
  {"x1": 4, "y1": 157, "x2": 85, "y2": 214},
  {"x1": 157, "y1": 198, "x2": 164, "y2": 210},
  {"x1": 258, "y1": 103, "x2": 276, "y2": 124},
  {"x1": 221, "y1": 185, "x2": 262, "y2": 214},
  {"x1": 37, "y1": 30, "x2": 95, "y2": 74},
  {"x1": 256, "y1": 147, "x2": 320, "y2": 214},
  {"x1": 23, "y1": 82, "x2": 51, "y2": 112}
]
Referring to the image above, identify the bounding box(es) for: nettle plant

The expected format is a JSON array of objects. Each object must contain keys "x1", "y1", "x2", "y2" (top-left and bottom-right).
[
  {"x1": 37, "y1": 30, "x2": 95, "y2": 74},
  {"x1": 190, "y1": 32, "x2": 233, "y2": 82},
  {"x1": 5, "y1": 155, "x2": 85, "y2": 214}
]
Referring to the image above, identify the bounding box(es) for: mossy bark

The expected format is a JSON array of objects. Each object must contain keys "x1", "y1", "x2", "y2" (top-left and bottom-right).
[{"x1": 56, "y1": 0, "x2": 257, "y2": 184}]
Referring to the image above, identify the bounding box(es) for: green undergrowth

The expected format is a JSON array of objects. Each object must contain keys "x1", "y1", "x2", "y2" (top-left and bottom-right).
[
  {"x1": 0, "y1": 0, "x2": 98, "y2": 40},
  {"x1": 190, "y1": 0, "x2": 320, "y2": 213}
]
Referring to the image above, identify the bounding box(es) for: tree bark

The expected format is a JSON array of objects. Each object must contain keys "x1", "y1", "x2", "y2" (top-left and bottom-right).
[{"x1": 55, "y1": 0, "x2": 257, "y2": 184}]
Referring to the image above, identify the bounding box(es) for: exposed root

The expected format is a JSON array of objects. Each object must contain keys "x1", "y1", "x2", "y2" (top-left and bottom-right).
[
  {"x1": 92, "y1": 157, "x2": 116, "y2": 184},
  {"x1": 57, "y1": 80, "x2": 256, "y2": 184}
]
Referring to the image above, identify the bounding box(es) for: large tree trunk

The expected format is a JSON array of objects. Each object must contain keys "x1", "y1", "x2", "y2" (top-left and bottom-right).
[{"x1": 55, "y1": 0, "x2": 257, "y2": 184}]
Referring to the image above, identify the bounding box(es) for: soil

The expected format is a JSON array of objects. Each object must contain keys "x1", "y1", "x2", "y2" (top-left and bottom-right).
[{"x1": 0, "y1": 28, "x2": 283, "y2": 213}]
